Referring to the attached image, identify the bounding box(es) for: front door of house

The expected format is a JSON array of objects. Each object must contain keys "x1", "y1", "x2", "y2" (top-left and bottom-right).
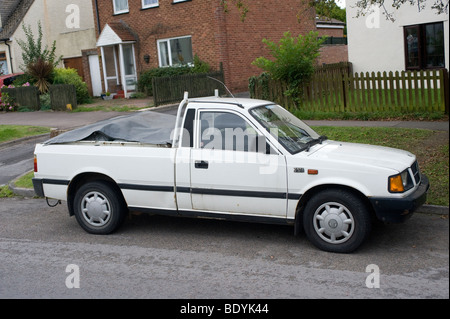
[
  {"x1": 89, "y1": 54, "x2": 102, "y2": 97},
  {"x1": 122, "y1": 44, "x2": 137, "y2": 92}
]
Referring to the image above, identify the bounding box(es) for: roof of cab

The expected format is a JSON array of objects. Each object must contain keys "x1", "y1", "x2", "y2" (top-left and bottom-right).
[{"x1": 188, "y1": 96, "x2": 274, "y2": 110}]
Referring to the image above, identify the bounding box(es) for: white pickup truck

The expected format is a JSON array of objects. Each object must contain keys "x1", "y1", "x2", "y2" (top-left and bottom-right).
[{"x1": 33, "y1": 93, "x2": 429, "y2": 253}]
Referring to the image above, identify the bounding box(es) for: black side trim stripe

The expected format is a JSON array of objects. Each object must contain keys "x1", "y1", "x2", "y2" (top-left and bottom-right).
[
  {"x1": 118, "y1": 184, "x2": 174, "y2": 192},
  {"x1": 42, "y1": 179, "x2": 70, "y2": 186},
  {"x1": 288, "y1": 193, "x2": 301, "y2": 200},
  {"x1": 191, "y1": 188, "x2": 287, "y2": 199},
  {"x1": 176, "y1": 187, "x2": 191, "y2": 193},
  {"x1": 119, "y1": 183, "x2": 301, "y2": 200}
]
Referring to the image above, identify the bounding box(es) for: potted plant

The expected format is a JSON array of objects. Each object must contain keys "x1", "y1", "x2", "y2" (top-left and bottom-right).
[{"x1": 101, "y1": 91, "x2": 113, "y2": 100}]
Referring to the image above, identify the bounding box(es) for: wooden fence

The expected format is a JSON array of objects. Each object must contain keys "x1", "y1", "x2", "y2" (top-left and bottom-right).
[
  {"x1": 314, "y1": 61, "x2": 353, "y2": 76},
  {"x1": 152, "y1": 70, "x2": 226, "y2": 106},
  {"x1": 1, "y1": 84, "x2": 77, "y2": 111},
  {"x1": 1, "y1": 86, "x2": 40, "y2": 110},
  {"x1": 303, "y1": 69, "x2": 447, "y2": 113},
  {"x1": 250, "y1": 66, "x2": 449, "y2": 114},
  {"x1": 49, "y1": 84, "x2": 77, "y2": 111}
]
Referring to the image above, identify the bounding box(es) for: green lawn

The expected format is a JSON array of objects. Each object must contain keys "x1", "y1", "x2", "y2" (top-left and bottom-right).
[
  {"x1": 0, "y1": 125, "x2": 51, "y2": 143},
  {"x1": 13, "y1": 171, "x2": 34, "y2": 189}
]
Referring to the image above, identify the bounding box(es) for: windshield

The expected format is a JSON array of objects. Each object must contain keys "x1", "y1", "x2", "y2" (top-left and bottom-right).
[{"x1": 250, "y1": 104, "x2": 321, "y2": 154}]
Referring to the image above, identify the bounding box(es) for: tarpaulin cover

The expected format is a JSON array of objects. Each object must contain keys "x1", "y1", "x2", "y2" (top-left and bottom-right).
[{"x1": 45, "y1": 111, "x2": 177, "y2": 145}]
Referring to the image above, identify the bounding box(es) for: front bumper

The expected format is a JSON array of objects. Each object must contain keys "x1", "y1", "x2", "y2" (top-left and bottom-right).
[{"x1": 369, "y1": 175, "x2": 430, "y2": 223}]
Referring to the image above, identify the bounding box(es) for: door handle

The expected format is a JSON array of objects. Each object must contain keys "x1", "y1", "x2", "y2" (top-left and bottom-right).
[{"x1": 195, "y1": 160, "x2": 209, "y2": 169}]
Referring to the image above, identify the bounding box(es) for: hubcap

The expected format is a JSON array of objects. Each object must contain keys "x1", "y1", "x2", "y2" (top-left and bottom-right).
[
  {"x1": 313, "y1": 202, "x2": 355, "y2": 244},
  {"x1": 81, "y1": 191, "x2": 111, "y2": 227}
]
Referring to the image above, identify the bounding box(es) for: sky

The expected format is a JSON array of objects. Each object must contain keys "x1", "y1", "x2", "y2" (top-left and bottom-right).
[{"x1": 335, "y1": 0, "x2": 346, "y2": 8}]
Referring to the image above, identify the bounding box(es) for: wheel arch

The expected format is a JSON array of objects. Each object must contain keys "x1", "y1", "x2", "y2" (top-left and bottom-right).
[
  {"x1": 294, "y1": 184, "x2": 375, "y2": 235},
  {"x1": 67, "y1": 172, "x2": 126, "y2": 216}
]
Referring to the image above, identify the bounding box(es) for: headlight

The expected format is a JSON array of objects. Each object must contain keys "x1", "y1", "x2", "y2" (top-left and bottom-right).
[{"x1": 389, "y1": 169, "x2": 413, "y2": 193}]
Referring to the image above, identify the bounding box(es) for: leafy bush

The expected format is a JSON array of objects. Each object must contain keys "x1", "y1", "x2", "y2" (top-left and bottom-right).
[
  {"x1": 16, "y1": 22, "x2": 62, "y2": 94},
  {"x1": 12, "y1": 73, "x2": 36, "y2": 87},
  {"x1": 138, "y1": 55, "x2": 212, "y2": 96},
  {"x1": 252, "y1": 31, "x2": 326, "y2": 106},
  {"x1": 39, "y1": 93, "x2": 51, "y2": 110},
  {"x1": 191, "y1": 55, "x2": 212, "y2": 74},
  {"x1": 17, "y1": 22, "x2": 62, "y2": 69},
  {"x1": 0, "y1": 91, "x2": 17, "y2": 112},
  {"x1": 52, "y1": 68, "x2": 91, "y2": 104},
  {"x1": 27, "y1": 58, "x2": 54, "y2": 93}
]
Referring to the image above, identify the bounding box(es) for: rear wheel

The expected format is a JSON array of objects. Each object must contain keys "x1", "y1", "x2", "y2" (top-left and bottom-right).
[
  {"x1": 73, "y1": 181, "x2": 127, "y2": 234},
  {"x1": 303, "y1": 189, "x2": 371, "y2": 253}
]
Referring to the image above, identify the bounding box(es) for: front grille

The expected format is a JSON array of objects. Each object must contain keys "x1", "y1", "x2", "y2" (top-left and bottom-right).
[{"x1": 411, "y1": 161, "x2": 421, "y2": 184}]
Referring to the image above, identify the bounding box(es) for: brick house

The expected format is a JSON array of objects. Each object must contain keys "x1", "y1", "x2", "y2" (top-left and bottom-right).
[
  {"x1": 92, "y1": 0, "x2": 318, "y2": 96},
  {"x1": 315, "y1": 16, "x2": 348, "y2": 65}
]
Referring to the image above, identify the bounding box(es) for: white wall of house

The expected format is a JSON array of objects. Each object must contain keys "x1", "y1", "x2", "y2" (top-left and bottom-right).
[
  {"x1": 6, "y1": 0, "x2": 96, "y2": 72},
  {"x1": 346, "y1": 0, "x2": 449, "y2": 73}
]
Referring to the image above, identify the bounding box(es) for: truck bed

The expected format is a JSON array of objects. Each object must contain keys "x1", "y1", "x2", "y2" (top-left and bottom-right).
[{"x1": 45, "y1": 111, "x2": 176, "y2": 146}]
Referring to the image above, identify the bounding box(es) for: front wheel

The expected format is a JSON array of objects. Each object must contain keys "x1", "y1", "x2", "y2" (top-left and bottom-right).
[
  {"x1": 303, "y1": 189, "x2": 371, "y2": 253},
  {"x1": 73, "y1": 181, "x2": 127, "y2": 234}
]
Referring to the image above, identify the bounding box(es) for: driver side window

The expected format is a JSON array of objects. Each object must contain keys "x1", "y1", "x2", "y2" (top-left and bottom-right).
[{"x1": 199, "y1": 111, "x2": 259, "y2": 152}]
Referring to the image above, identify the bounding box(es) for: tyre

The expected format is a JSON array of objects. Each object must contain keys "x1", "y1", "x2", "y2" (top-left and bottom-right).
[
  {"x1": 73, "y1": 181, "x2": 127, "y2": 234},
  {"x1": 303, "y1": 189, "x2": 371, "y2": 253}
]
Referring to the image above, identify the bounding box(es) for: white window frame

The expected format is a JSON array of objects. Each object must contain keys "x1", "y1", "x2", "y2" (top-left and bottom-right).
[
  {"x1": 142, "y1": 0, "x2": 159, "y2": 9},
  {"x1": 172, "y1": 0, "x2": 189, "y2": 3},
  {"x1": 113, "y1": 0, "x2": 129, "y2": 14},
  {"x1": 157, "y1": 35, "x2": 193, "y2": 67},
  {"x1": 0, "y1": 51, "x2": 9, "y2": 75}
]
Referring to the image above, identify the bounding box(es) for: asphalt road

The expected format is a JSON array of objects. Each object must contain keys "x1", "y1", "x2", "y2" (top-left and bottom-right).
[
  {"x1": 0, "y1": 135, "x2": 49, "y2": 186},
  {"x1": 0, "y1": 197, "x2": 448, "y2": 300}
]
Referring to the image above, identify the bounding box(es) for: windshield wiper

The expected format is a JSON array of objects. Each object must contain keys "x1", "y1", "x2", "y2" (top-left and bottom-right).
[
  {"x1": 300, "y1": 135, "x2": 328, "y2": 153},
  {"x1": 317, "y1": 135, "x2": 328, "y2": 144}
]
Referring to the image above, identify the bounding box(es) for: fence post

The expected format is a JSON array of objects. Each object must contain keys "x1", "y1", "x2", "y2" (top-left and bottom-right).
[
  {"x1": 342, "y1": 72, "x2": 348, "y2": 112},
  {"x1": 1, "y1": 86, "x2": 40, "y2": 110},
  {"x1": 443, "y1": 68, "x2": 449, "y2": 114},
  {"x1": 49, "y1": 84, "x2": 77, "y2": 111},
  {"x1": 152, "y1": 77, "x2": 158, "y2": 106}
]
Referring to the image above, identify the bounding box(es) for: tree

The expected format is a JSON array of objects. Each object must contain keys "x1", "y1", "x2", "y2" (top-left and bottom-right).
[
  {"x1": 354, "y1": 0, "x2": 449, "y2": 21},
  {"x1": 252, "y1": 31, "x2": 326, "y2": 106},
  {"x1": 219, "y1": 0, "x2": 345, "y2": 22},
  {"x1": 312, "y1": 0, "x2": 346, "y2": 21},
  {"x1": 16, "y1": 21, "x2": 62, "y2": 93},
  {"x1": 220, "y1": 0, "x2": 448, "y2": 22},
  {"x1": 17, "y1": 21, "x2": 61, "y2": 71}
]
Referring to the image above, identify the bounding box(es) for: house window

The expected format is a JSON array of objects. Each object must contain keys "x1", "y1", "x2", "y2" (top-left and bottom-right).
[
  {"x1": 157, "y1": 36, "x2": 193, "y2": 67},
  {"x1": 173, "y1": 0, "x2": 190, "y2": 3},
  {"x1": 0, "y1": 52, "x2": 8, "y2": 75},
  {"x1": 404, "y1": 22, "x2": 445, "y2": 70},
  {"x1": 142, "y1": 0, "x2": 158, "y2": 9},
  {"x1": 113, "y1": 0, "x2": 129, "y2": 14}
]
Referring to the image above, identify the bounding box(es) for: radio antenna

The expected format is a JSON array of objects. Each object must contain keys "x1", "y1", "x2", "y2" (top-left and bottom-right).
[{"x1": 207, "y1": 76, "x2": 235, "y2": 99}]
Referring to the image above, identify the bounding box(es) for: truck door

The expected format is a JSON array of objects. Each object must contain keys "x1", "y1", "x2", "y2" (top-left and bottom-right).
[{"x1": 189, "y1": 110, "x2": 288, "y2": 217}]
